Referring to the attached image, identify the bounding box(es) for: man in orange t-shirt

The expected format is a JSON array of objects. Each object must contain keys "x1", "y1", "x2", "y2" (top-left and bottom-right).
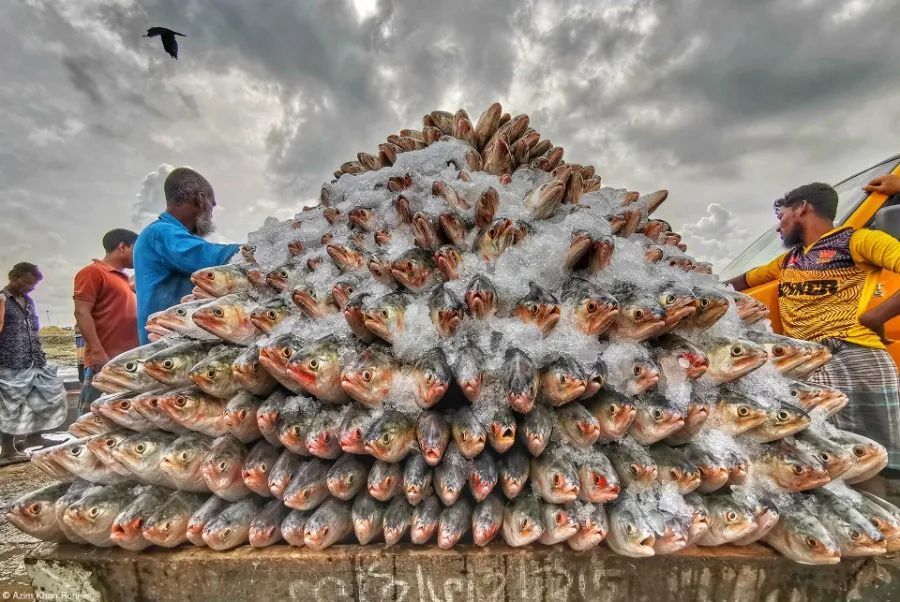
[{"x1": 73, "y1": 229, "x2": 139, "y2": 409}]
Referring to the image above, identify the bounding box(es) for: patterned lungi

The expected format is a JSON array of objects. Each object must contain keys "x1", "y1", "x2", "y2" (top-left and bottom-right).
[
  {"x1": 808, "y1": 341, "x2": 900, "y2": 471},
  {"x1": 0, "y1": 365, "x2": 67, "y2": 435}
]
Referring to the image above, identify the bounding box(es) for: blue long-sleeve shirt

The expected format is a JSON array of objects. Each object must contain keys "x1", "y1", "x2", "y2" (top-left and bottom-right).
[{"x1": 134, "y1": 212, "x2": 240, "y2": 344}]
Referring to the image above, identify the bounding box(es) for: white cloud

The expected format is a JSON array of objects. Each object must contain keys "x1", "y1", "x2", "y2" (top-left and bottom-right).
[
  {"x1": 679, "y1": 203, "x2": 752, "y2": 269},
  {"x1": 133, "y1": 163, "x2": 173, "y2": 228}
]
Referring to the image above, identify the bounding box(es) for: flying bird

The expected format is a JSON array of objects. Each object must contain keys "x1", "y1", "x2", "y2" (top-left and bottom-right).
[{"x1": 144, "y1": 27, "x2": 186, "y2": 59}]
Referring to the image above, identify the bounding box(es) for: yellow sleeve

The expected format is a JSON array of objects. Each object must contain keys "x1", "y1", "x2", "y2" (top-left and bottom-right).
[
  {"x1": 744, "y1": 252, "x2": 787, "y2": 288},
  {"x1": 850, "y1": 229, "x2": 900, "y2": 273}
]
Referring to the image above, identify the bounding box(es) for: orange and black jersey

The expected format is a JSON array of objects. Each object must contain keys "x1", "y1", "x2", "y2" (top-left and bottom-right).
[{"x1": 746, "y1": 227, "x2": 900, "y2": 349}]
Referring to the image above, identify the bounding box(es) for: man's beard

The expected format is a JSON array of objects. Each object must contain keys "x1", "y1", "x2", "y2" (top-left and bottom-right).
[
  {"x1": 781, "y1": 225, "x2": 802, "y2": 248},
  {"x1": 195, "y1": 210, "x2": 216, "y2": 238}
]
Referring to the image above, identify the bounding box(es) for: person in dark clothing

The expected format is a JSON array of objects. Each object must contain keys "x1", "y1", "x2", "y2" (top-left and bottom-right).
[{"x1": 0, "y1": 263, "x2": 67, "y2": 463}]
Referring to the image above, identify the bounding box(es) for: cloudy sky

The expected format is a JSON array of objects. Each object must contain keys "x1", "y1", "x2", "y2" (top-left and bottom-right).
[{"x1": 2, "y1": 0, "x2": 900, "y2": 327}]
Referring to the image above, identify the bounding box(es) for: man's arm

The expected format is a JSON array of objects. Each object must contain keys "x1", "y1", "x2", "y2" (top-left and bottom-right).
[
  {"x1": 0, "y1": 294, "x2": 5, "y2": 335},
  {"x1": 73, "y1": 299, "x2": 108, "y2": 368},
  {"x1": 852, "y1": 229, "x2": 900, "y2": 343},
  {"x1": 863, "y1": 174, "x2": 900, "y2": 196},
  {"x1": 724, "y1": 252, "x2": 787, "y2": 292},
  {"x1": 157, "y1": 228, "x2": 240, "y2": 275},
  {"x1": 727, "y1": 274, "x2": 750, "y2": 291}
]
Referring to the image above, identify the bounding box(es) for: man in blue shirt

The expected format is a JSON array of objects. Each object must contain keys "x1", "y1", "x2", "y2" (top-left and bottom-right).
[{"x1": 133, "y1": 167, "x2": 241, "y2": 343}]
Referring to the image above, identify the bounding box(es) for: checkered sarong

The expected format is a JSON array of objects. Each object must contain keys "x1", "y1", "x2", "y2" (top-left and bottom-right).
[{"x1": 807, "y1": 342, "x2": 900, "y2": 470}]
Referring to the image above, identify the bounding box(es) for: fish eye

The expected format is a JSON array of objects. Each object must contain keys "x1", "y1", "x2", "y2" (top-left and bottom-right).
[
  {"x1": 806, "y1": 537, "x2": 819, "y2": 548},
  {"x1": 384, "y1": 477, "x2": 394, "y2": 488},
  {"x1": 292, "y1": 426, "x2": 302, "y2": 437},
  {"x1": 218, "y1": 460, "x2": 228, "y2": 471},
  {"x1": 281, "y1": 347, "x2": 292, "y2": 359},
  {"x1": 776, "y1": 410, "x2": 790, "y2": 421},
  {"x1": 488, "y1": 228, "x2": 497, "y2": 238},
  {"x1": 629, "y1": 464, "x2": 639, "y2": 475},
  {"x1": 89, "y1": 507, "x2": 100, "y2": 518},
  {"x1": 725, "y1": 511, "x2": 738, "y2": 522},
  {"x1": 586, "y1": 301, "x2": 599, "y2": 313},
  {"x1": 163, "y1": 521, "x2": 172, "y2": 532},
  {"x1": 853, "y1": 447, "x2": 866, "y2": 458},
  {"x1": 669, "y1": 469, "x2": 679, "y2": 479},
  {"x1": 380, "y1": 309, "x2": 390, "y2": 319},
  {"x1": 118, "y1": 400, "x2": 130, "y2": 410},
  {"x1": 322, "y1": 525, "x2": 330, "y2": 537},
  {"x1": 633, "y1": 365, "x2": 643, "y2": 377},
  {"x1": 850, "y1": 530, "x2": 861, "y2": 541},
  {"x1": 222, "y1": 528, "x2": 232, "y2": 539},
  {"x1": 205, "y1": 271, "x2": 215, "y2": 279},
  {"x1": 180, "y1": 451, "x2": 189, "y2": 461},
  {"x1": 608, "y1": 404, "x2": 619, "y2": 416},
  {"x1": 531, "y1": 306, "x2": 539, "y2": 316},
  {"x1": 790, "y1": 389, "x2": 799, "y2": 397},
  {"x1": 625, "y1": 524, "x2": 635, "y2": 534},
  {"x1": 266, "y1": 310, "x2": 277, "y2": 320},
  {"x1": 135, "y1": 443, "x2": 148, "y2": 454},
  {"x1": 555, "y1": 512, "x2": 566, "y2": 525},
  {"x1": 104, "y1": 438, "x2": 116, "y2": 448},
  {"x1": 731, "y1": 346, "x2": 743, "y2": 357},
  {"x1": 71, "y1": 445, "x2": 84, "y2": 456},
  {"x1": 125, "y1": 361, "x2": 138, "y2": 372},
  {"x1": 175, "y1": 396, "x2": 187, "y2": 407},
  {"x1": 163, "y1": 359, "x2": 175, "y2": 370},
  {"x1": 176, "y1": 308, "x2": 186, "y2": 316},
  {"x1": 27, "y1": 503, "x2": 42, "y2": 515},
  {"x1": 381, "y1": 434, "x2": 390, "y2": 444},
  {"x1": 593, "y1": 474, "x2": 604, "y2": 485},
  {"x1": 633, "y1": 309, "x2": 644, "y2": 320},
  {"x1": 772, "y1": 345, "x2": 786, "y2": 357},
  {"x1": 309, "y1": 359, "x2": 320, "y2": 371},
  {"x1": 664, "y1": 294, "x2": 676, "y2": 305},
  {"x1": 651, "y1": 409, "x2": 664, "y2": 421},
  {"x1": 207, "y1": 369, "x2": 216, "y2": 379},
  {"x1": 791, "y1": 465, "x2": 804, "y2": 475},
  {"x1": 213, "y1": 308, "x2": 225, "y2": 318},
  {"x1": 519, "y1": 518, "x2": 528, "y2": 530},
  {"x1": 698, "y1": 298, "x2": 709, "y2": 308},
  {"x1": 363, "y1": 370, "x2": 373, "y2": 382},
  {"x1": 556, "y1": 374, "x2": 566, "y2": 385},
  {"x1": 737, "y1": 406, "x2": 750, "y2": 417},
  {"x1": 553, "y1": 474, "x2": 563, "y2": 488},
  {"x1": 238, "y1": 409, "x2": 247, "y2": 420}
]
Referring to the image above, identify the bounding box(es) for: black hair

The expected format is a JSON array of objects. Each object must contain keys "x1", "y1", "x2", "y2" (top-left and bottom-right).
[
  {"x1": 781, "y1": 182, "x2": 838, "y2": 221},
  {"x1": 164, "y1": 167, "x2": 213, "y2": 205},
  {"x1": 102, "y1": 229, "x2": 138, "y2": 252},
  {"x1": 8, "y1": 262, "x2": 42, "y2": 281}
]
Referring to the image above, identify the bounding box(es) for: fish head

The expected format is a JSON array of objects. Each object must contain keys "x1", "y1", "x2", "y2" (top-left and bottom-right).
[
  {"x1": 707, "y1": 338, "x2": 768, "y2": 382},
  {"x1": 391, "y1": 250, "x2": 435, "y2": 291},
  {"x1": 524, "y1": 179, "x2": 566, "y2": 219},
  {"x1": 612, "y1": 508, "x2": 656, "y2": 556},
  {"x1": 250, "y1": 302, "x2": 289, "y2": 333},
  {"x1": 477, "y1": 218, "x2": 515, "y2": 261},
  {"x1": 374, "y1": 229, "x2": 392, "y2": 247},
  {"x1": 574, "y1": 291, "x2": 619, "y2": 336},
  {"x1": 434, "y1": 245, "x2": 464, "y2": 280},
  {"x1": 326, "y1": 243, "x2": 364, "y2": 271},
  {"x1": 348, "y1": 206, "x2": 376, "y2": 230},
  {"x1": 409, "y1": 348, "x2": 447, "y2": 399},
  {"x1": 193, "y1": 297, "x2": 254, "y2": 339},
  {"x1": 416, "y1": 414, "x2": 449, "y2": 465},
  {"x1": 287, "y1": 338, "x2": 342, "y2": 395},
  {"x1": 331, "y1": 280, "x2": 360, "y2": 310},
  {"x1": 616, "y1": 299, "x2": 666, "y2": 341},
  {"x1": 716, "y1": 393, "x2": 768, "y2": 433},
  {"x1": 364, "y1": 412, "x2": 414, "y2": 462},
  {"x1": 774, "y1": 515, "x2": 841, "y2": 564},
  {"x1": 363, "y1": 294, "x2": 407, "y2": 342},
  {"x1": 629, "y1": 360, "x2": 660, "y2": 393},
  {"x1": 190, "y1": 265, "x2": 244, "y2": 297},
  {"x1": 657, "y1": 285, "x2": 697, "y2": 326}
]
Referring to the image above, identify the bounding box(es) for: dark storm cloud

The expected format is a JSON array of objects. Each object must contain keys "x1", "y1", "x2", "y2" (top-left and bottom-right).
[{"x1": 62, "y1": 57, "x2": 105, "y2": 105}]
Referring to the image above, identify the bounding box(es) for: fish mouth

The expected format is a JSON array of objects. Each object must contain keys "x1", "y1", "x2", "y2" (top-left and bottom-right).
[
  {"x1": 686, "y1": 356, "x2": 710, "y2": 379},
  {"x1": 664, "y1": 303, "x2": 697, "y2": 327},
  {"x1": 508, "y1": 393, "x2": 535, "y2": 414},
  {"x1": 422, "y1": 447, "x2": 442, "y2": 464},
  {"x1": 460, "y1": 380, "x2": 482, "y2": 400}
]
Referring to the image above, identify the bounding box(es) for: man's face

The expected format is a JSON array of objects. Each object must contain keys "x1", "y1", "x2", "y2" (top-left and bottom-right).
[
  {"x1": 194, "y1": 190, "x2": 217, "y2": 238},
  {"x1": 9, "y1": 274, "x2": 39, "y2": 296},
  {"x1": 777, "y1": 201, "x2": 805, "y2": 247},
  {"x1": 121, "y1": 243, "x2": 135, "y2": 269}
]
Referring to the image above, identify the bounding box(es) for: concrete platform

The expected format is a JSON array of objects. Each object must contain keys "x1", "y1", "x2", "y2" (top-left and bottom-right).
[{"x1": 20, "y1": 541, "x2": 900, "y2": 601}]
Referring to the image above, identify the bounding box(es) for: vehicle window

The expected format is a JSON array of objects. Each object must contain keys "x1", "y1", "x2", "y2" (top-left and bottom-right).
[{"x1": 719, "y1": 157, "x2": 900, "y2": 281}]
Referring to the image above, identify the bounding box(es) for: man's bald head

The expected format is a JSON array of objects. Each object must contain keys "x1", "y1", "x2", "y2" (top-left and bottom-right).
[
  {"x1": 162, "y1": 167, "x2": 217, "y2": 236},
  {"x1": 164, "y1": 167, "x2": 215, "y2": 206}
]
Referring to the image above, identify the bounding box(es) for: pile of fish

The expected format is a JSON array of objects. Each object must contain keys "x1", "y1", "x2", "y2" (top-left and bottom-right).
[{"x1": 8, "y1": 103, "x2": 900, "y2": 564}]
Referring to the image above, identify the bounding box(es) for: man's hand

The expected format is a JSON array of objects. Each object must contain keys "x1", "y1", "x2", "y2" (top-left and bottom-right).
[
  {"x1": 91, "y1": 350, "x2": 110, "y2": 372},
  {"x1": 864, "y1": 174, "x2": 900, "y2": 196},
  {"x1": 860, "y1": 307, "x2": 895, "y2": 346}
]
